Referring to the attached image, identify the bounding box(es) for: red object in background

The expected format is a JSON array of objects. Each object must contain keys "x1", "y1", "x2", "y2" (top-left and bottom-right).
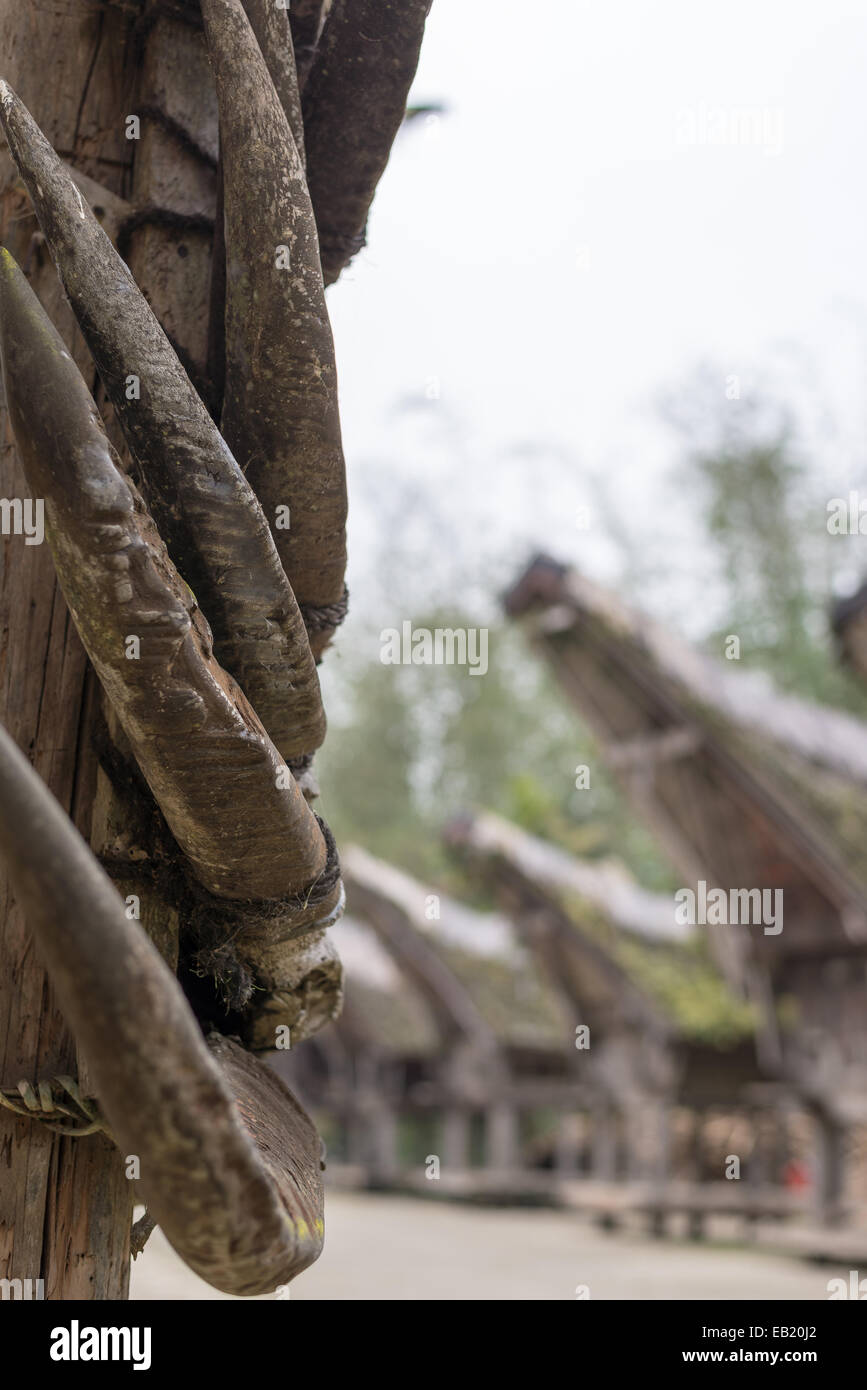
[{"x1": 783, "y1": 1159, "x2": 812, "y2": 1190}]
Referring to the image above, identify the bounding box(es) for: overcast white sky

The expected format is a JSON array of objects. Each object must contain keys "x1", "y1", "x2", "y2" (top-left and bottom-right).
[{"x1": 326, "y1": 0, "x2": 867, "y2": 631}]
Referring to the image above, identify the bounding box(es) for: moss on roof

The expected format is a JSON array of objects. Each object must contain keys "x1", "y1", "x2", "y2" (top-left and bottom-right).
[
  {"x1": 344, "y1": 976, "x2": 440, "y2": 1054},
  {"x1": 613, "y1": 934, "x2": 757, "y2": 1045},
  {"x1": 539, "y1": 568, "x2": 867, "y2": 901},
  {"x1": 712, "y1": 709, "x2": 867, "y2": 894},
  {"x1": 557, "y1": 891, "x2": 758, "y2": 1045},
  {"x1": 432, "y1": 941, "x2": 568, "y2": 1049}
]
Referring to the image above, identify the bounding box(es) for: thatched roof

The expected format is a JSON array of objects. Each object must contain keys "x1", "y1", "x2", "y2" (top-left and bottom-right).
[
  {"x1": 336, "y1": 921, "x2": 442, "y2": 1055},
  {"x1": 340, "y1": 845, "x2": 569, "y2": 1052},
  {"x1": 832, "y1": 579, "x2": 867, "y2": 686},
  {"x1": 448, "y1": 808, "x2": 690, "y2": 944},
  {"x1": 507, "y1": 556, "x2": 867, "y2": 786},
  {"x1": 504, "y1": 555, "x2": 867, "y2": 971},
  {"x1": 448, "y1": 811, "x2": 755, "y2": 1047}
]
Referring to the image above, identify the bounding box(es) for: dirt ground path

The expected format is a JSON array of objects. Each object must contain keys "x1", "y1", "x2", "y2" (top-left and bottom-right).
[{"x1": 130, "y1": 1191, "x2": 839, "y2": 1301}]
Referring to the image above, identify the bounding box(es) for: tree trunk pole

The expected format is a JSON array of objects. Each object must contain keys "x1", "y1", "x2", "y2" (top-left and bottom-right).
[{"x1": 0, "y1": 0, "x2": 191, "y2": 1301}]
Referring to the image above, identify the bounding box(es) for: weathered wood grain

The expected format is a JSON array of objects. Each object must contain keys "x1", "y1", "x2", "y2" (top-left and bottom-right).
[{"x1": 0, "y1": 0, "x2": 135, "y2": 1301}]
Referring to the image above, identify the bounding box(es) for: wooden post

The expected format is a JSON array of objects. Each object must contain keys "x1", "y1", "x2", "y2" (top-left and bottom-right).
[
  {"x1": 690, "y1": 1108, "x2": 705, "y2": 1181},
  {"x1": 346, "y1": 1108, "x2": 370, "y2": 1167},
  {"x1": 442, "y1": 1107, "x2": 470, "y2": 1172},
  {"x1": 650, "y1": 1101, "x2": 670, "y2": 1185},
  {"x1": 624, "y1": 1104, "x2": 645, "y2": 1182},
  {"x1": 591, "y1": 1102, "x2": 617, "y2": 1180},
  {"x1": 554, "y1": 1112, "x2": 582, "y2": 1175},
  {"x1": 0, "y1": 0, "x2": 139, "y2": 1301},
  {"x1": 814, "y1": 1111, "x2": 847, "y2": 1227},
  {"x1": 369, "y1": 1105, "x2": 399, "y2": 1184},
  {"x1": 0, "y1": 0, "x2": 220, "y2": 1300},
  {"x1": 485, "y1": 1101, "x2": 519, "y2": 1172}
]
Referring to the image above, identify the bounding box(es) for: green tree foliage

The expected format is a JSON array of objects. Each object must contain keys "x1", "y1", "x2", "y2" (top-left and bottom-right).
[
  {"x1": 319, "y1": 615, "x2": 673, "y2": 892},
  {"x1": 323, "y1": 367, "x2": 866, "y2": 900},
  {"x1": 661, "y1": 365, "x2": 867, "y2": 712}
]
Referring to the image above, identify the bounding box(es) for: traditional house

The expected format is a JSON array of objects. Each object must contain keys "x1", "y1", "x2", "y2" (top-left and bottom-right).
[
  {"x1": 832, "y1": 580, "x2": 867, "y2": 686},
  {"x1": 504, "y1": 554, "x2": 867, "y2": 1220},
  {"x1": 446, "y1": 810, "x2": 782, "y2": 1195},
  {"x1": 282, "y1": 829, "x2": 796, "y2": 1230},
  {"x1": 280, "y1": 844, "x2": 576, "y2": 1189}
]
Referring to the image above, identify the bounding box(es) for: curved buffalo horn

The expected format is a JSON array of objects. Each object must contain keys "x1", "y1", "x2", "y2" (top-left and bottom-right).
[
  {"x1": 303, "y1": 0, "x2": 433, "y2": 285},
  {"x1": 0, "y1": 246, "x2": 328, "y2": 903},
  {"x1": 201, "y1": 0, "x2": 348, "y2": 658},
  {"x1": 288, "y1": 0, "x2": 328, "y2": 90},
  {"x1": 241, "y1": 0, "x2": 306, "y2": 165},
  {"x1": 0, "y1": 720, "x2": 323, "y2": 1296},
  {"x1": 206, "y1": 0, "x2": 308, "y2": 428},
  {"x1": 0, "y1": 80, "x2": 325, "y2": 762}
]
